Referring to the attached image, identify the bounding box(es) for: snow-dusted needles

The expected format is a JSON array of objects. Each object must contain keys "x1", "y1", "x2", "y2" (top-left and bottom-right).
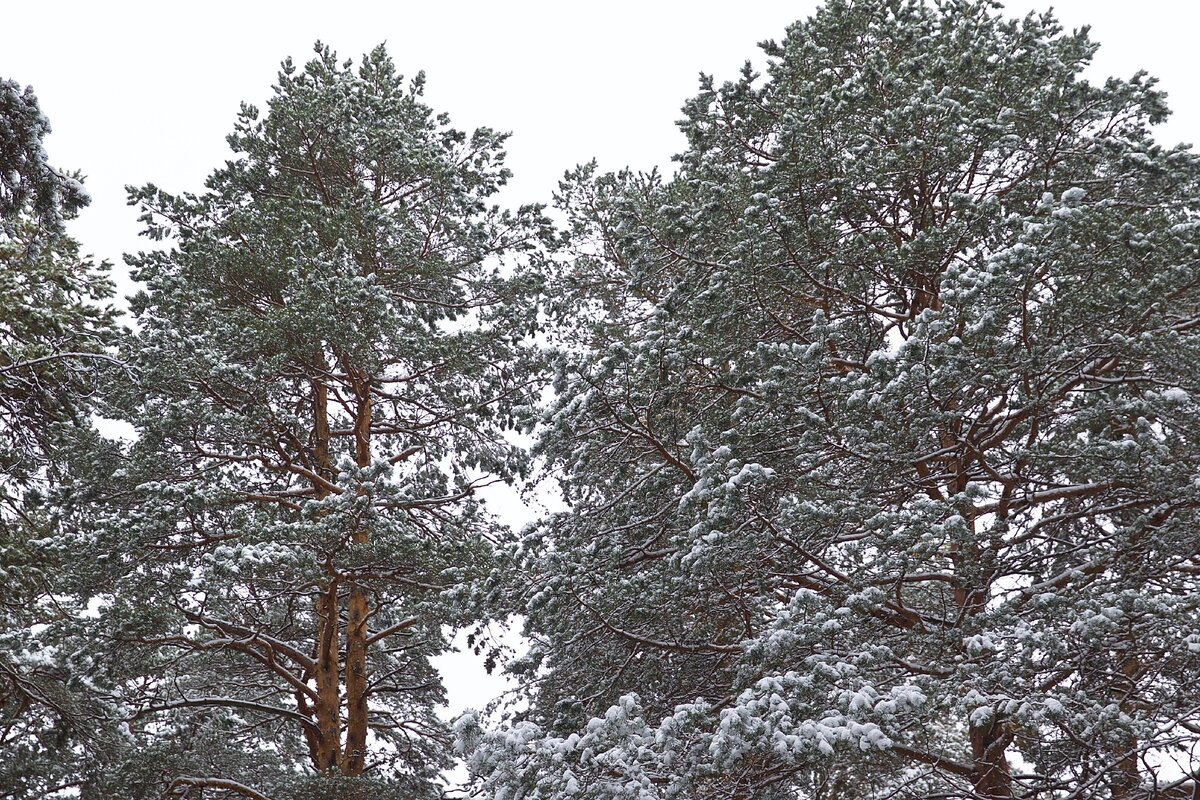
[{"x1": 3, "y1": 2, "x2": 1200, "y2": 798}]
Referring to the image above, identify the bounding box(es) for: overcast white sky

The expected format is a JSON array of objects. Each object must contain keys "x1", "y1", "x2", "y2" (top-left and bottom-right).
[
  {"x1": 5, "y1": 0, "x2": 1200, "y2": 763},
  {"x1": 6, "y1": 1, "x2": 1200, "y2": 286}
]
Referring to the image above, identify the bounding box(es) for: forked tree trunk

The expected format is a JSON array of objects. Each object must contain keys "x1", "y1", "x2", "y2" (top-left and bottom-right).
[{"x1": 306, "y1": 365, "x2": 378, "y2": 775}]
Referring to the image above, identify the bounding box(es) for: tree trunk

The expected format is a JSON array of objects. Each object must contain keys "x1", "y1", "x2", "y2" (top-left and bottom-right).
[
  {"x1": 970, "y1": 718, "x2": 1014, "y2": 798},
  {"x1": 953, "y1": 466, "x2": 1012, "y2": 798},
  {"x1": 1109, "y1": 649, "x2": 1143, "y2": 800},
  {"x1": 342, "y1": 380, "x2": 372, "y2": 774},
  {"x1": 310, "y1": 374, "x2": 342, "y2": 772},
  {"x1": 313, "y1": 580, "x2": 342, "y2": 771}
]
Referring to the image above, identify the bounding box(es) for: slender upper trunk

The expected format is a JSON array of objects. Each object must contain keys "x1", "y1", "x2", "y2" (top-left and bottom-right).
[
  {"x1": 947, "y1": 416, "x2": 1012, "y2": 799},
  {"x1": 957, "y1": 536, "x2": 1011, "y2": 799},
  {"x1": 1109, "y1": 648, "x2": 1143, "y2": 800},
  {"x1": 342, "y1": 377, "x2": 372, "y2": 774}
]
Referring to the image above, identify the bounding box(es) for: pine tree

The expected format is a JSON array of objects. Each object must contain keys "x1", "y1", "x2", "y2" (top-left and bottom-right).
[
  {"x1": 84, "y1": 45, "x2": 545, "y2": 799},
  {"x1": 463, "y1": 2, "x2": 1200, "y2": 798}
]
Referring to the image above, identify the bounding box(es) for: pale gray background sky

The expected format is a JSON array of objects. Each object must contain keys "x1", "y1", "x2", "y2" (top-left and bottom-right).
[
  {"x1": 7, "y1": 1, "x2": 1199, "y2": 290},
  {"x1": 5, "y1": 0, "x2": 1199, "y2": 757}
]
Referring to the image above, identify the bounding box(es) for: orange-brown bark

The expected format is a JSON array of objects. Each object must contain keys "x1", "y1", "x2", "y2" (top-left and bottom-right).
[
  {"x1": 342, "y1": 380, "x2": 373, "y2": 773},
  {"x1": 313, "y1": 581, "x2": 342, "y2": 772},
  {"x1": 310, "y1": 373, "x2": 342, "y2": 772},
  {"x1": 970, "y1": 717, "x2": 1014, "y2": 798}
]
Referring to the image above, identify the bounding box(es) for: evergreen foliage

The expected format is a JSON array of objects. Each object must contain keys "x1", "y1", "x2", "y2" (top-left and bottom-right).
[
  {"x1": 462, "y1": 2, "x2": 1200, "y2": 798},
  {"x1": 73, "y1": 45, "x2": 546, "y2": 799},
  {"x1": 0, "y1": 79, "x2": 119, "y2": 799},
  {"x1": 5, "y1": 4, "x2": 1200, "y2": 799},
  {"x1": 0, "y1": 79, "x2": 88, "y2": 246}
]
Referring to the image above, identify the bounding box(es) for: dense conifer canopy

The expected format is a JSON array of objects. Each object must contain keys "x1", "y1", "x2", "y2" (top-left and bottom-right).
[
  {"x1": 461, "y1": 1, "x2": 1200, "y2": 798},
  {"x1": 3, "y1": 3, "x2": 1200, "y2": 799}
]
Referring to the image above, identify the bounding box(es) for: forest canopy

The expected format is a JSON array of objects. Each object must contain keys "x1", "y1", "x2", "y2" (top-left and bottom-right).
[{"x1": 2, "y1": 2, "x2": 1198, "y2": 799}]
